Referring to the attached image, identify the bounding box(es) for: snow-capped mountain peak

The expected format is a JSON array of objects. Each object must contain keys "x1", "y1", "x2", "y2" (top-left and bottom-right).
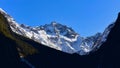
[{"x1": 0, "y1": 8, "x2": 115, "y2": 55}]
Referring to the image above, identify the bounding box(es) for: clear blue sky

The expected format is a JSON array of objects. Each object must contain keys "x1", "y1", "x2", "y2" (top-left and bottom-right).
[{"x1": 0, "y1": 0, "x2": 120, "y2": 37}]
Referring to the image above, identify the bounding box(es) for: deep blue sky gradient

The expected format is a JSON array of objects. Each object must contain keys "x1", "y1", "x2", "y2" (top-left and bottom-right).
[{"x1": 0, "y1": 0, "x2": 120, "y2": 37}]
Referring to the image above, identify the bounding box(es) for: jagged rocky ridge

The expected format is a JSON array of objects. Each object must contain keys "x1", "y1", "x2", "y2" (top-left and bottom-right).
[{"x1": 0, "y1": 8, "x2": 115, "y2": 55}]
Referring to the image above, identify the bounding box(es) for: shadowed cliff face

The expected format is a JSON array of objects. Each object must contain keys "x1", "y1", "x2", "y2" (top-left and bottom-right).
[
  {"x1": 0, "y1": 9, "x2": 120, "y2": 68},
  {"x1": 94, "y1": 12, "x2": 120, "y2": 68}
]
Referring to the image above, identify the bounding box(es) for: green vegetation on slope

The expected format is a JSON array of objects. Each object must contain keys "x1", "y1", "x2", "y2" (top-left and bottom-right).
[{"x1": 0, "y1": 13, "x2": 38, "y2": 57}]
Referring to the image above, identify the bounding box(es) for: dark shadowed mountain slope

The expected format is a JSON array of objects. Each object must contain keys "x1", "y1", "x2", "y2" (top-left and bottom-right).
[
  {"x1": 0, "y1": 9, "x2": 39, "y2": 68},
  {"x1": 0, "y1": 12, "x2": 25, "y2": 68},
  {"x1": 91, "y1": 12, "x2": 120, "y2": 68},
  {"x1": 0, "y1": 8, "x2": 120, "y2": 68},
  {"x1": 0, "y1": 33, "x2": 30, "y2": 68}
]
